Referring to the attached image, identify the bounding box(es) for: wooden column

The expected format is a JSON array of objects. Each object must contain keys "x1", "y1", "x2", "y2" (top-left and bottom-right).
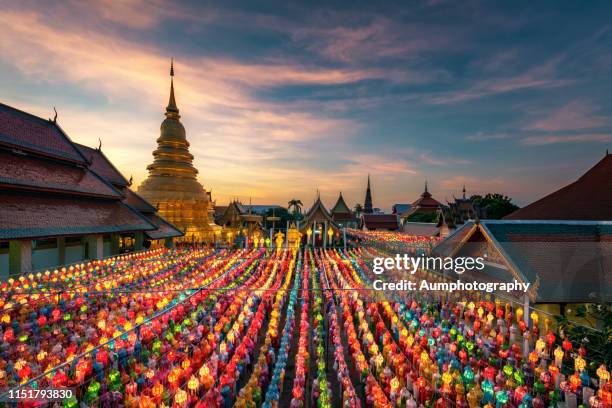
[
  {"x1": 86, "y1": 235, "x2": 104, "y2": 260},
  {"x1": 134, "y1": 232, "x2": 144, "y2": 251},
  {"x1": 57, "y1": 237, "x2": 66, "y2": 266},
  {"x1": 9, "y1": 240, "x2": 32, "y2": 275}
]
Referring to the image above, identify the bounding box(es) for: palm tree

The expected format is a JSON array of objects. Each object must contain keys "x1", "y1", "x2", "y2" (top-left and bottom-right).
[
  {"x1": 354, "y1": 203, "x2": 363, "y2": 217},
  {"x1": 288, "y1": 199, "x2": 303, "y2": 215}
]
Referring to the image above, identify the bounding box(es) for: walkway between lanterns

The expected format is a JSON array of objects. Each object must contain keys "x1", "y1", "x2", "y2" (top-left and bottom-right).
[{"x1": 278, "y1": 254, "x2": 305, "y2": 407}]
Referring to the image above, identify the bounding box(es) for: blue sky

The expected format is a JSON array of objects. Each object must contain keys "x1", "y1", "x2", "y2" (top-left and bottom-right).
[{"x1": 1, "y1": 0, "x2": 611, "y2": 211}]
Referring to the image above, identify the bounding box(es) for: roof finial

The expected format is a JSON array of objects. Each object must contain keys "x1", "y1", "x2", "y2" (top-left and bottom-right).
[
  {"x1": 425, "y1": 180, "x2": 428, "y2": 193},
  {"x1": 462, "y1": 184, "x2": 466, "y2": 199},
  {"x1": 166, "y1": 58, "x2": 178, "y2": 115},
  {"x1": 53, "y1": 107, "x2": 57, "y2": 123},
  {"x1": 98, "y1": 138, "x2": 102, "y2": 151}
]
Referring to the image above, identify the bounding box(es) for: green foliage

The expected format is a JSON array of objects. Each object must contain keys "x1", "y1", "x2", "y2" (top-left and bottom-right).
[
  {"x1": 263, "y1": 207, "x2": 293, "y2": 229},
  {"x1": 554, "y1": 303, "x2": 612, "y2": 377},
  {"x1": 354, "y1": 203, "x2": 363, "y2": 216},
  {"x1": 471, "y1": 193, "x2": 519, "y2": 219},
  {"x1": 405, "y1": 212, "x2": 438, "y2": 223},
  {"x1": 287, "y1": 199, "x2": 303, "y2": 215}
]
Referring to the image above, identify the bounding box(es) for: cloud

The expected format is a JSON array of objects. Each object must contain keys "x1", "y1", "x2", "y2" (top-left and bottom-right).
[
  {"x1": 291, "y1": 15, "x2": 452, "y2": 64},
  {"x1": 427, "y1": 55, "x2": 573, "y2": 105},
  {"x1": 465, "y1": 132, "x2": 511, "y2": 141},
  {"x1": 418, "y1": 153, "x2": 472, "y2": 166},
  {"x1": 524, "y1": 100, "x2": 609, "y2": 132},
  {"x1": 521, "y1": 133, "x2": 612, "y2": 145}
]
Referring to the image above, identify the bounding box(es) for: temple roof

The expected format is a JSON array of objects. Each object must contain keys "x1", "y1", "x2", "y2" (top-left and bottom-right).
[
  {"x1": 433, "y1": 220, "x2": 612, "y2": 303},
  {"x1": 0, "y1": 149, "x2": 120, "y2": 198},
  {"x1": 411, "y1": 183, "x2": 443, "y2": 209},
  {"x1": 123, "y1": 188, "x2": 157, "y2": 213},
  {"x1": 143, "y1": 212, "x2": 183, "y2": 240},
  {"x1": 75, "y1": 143, "x2": 129, "y2": 187},
  {"x1": 301, "y1": 197, "x2": 337, "y2": 231},
  {"x1": 505, "y1": 153, "x2": 612, "y2": 221},
  {"x1": 0, "y1": 102, "x2": 86, "y2": 163},
  {"x1": 331, "y1": 192, "x2": 351, "y2": 214},
  {"x1": 0, "y1": 192, "x2": 154, "y2": 240},
  {"x1": 361, "y1": 214, "x2": 399, "y2": 231}
]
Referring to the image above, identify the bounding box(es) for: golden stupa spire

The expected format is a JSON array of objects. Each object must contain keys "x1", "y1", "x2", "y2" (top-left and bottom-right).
[{"x1": 166, "y1": 58, "x2": 179, "y2": 115}]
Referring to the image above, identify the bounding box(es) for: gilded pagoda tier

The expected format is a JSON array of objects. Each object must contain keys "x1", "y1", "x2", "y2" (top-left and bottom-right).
[{"x1": 137, "y1": 61, "x2": 216, "y2": 242}]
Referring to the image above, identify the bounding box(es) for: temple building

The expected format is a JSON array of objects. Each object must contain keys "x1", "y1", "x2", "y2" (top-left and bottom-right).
[
  {"x1": 330, "y1": 192, "x2": 358, "y2": 228},
  {"x1": 400, "y1": 181, "x2": 443, "y2": 223},
  {"x1": 216, "y1": 201, "x2": 264, "y2": 246},
  {"x1": 0, "y1": 102, "x2": 180, "y2": 277},
  {"x1": 436, "y1": 185, "x2": 485, "y2": 237},
  {"x1": 138, "y1": 61, "x2": 217, "y2": 243},
  {"x1": 432, "y1": 153, "x2": 612, "y2": 324},
  {"x1": 361, "y1": 214, "x2": 400, "y2": 231},
  {"x1": 300, "y1": 196, "x2": 341, "y2": 247}
]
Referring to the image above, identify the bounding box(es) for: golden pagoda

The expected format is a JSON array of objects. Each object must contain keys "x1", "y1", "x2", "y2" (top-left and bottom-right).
[{"x1": 138, "y1": 60, "x2": 216, "y2": 242}]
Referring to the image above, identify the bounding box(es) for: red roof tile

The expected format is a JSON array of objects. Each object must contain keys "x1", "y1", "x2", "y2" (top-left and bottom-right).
[
  {"x1": 505, "y1": 154, "x2": 612, "y2": 221},
  {"x1": 332, "y1": 212, "x2": 357, "y2": 222},
  {"x1": 0, "y1": 103, "x2": 85, "y2": 163},
  {"x1": 362, "y1": 214, "x2": 399, "y2": 230},
  {"x1": 144, "y1": 213, "x2": 183, "y2": 240},
  {"x1": 0, "y1": 150, "x2": 119, "y2": 198},
  {"x1": 123, "y1": 188, "x2": 156, "y2": 213},
  {"x1": 0, "y1": 192, "x2": 154, "y2": 240},
  {"x1": 75, "y1": 143, "x2": 129, "y2": 187}
]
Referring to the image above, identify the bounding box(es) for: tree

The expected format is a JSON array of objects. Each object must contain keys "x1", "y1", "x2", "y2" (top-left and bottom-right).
[
  {"x1": 288, "y1": 199, "x2": 303, "y2": 215},
  {"x1": 405, "y1": 212, "x2": 438, "y2": 223},
  {"x1": 471, "y1": 193, "x2": 519, "y2": 219},
  {"x1": 354, "y1": 203, "x2": 364, "y2": 217},
  {"x1": 555, "y1": 303, "x2": 611, "y2": 377},
  {"x1": 263, "y1": 207, "x2": 292, "y2": 230}
]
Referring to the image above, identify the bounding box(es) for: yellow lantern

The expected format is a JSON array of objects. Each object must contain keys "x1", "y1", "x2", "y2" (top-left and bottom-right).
[
  {"x1": 597, "y1": 364, "x2": 610, "y2": 384},
  {"x1": 575, "y1": 356, "x2": 586, "y2": 372},
  {"x1": 174, "y1": 389, "x2": 188, "y2": 405}
]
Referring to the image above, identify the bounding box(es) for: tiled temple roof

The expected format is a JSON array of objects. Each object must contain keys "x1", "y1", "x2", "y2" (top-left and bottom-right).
[
  {"x1": 0, "y1": 103, "x2": 86, "y2": 163},
  {"x1": 0, "y1": 192, "x2": 154, "y2": 240},
  {"x1": 75, "y1": 143, "x2": 130, "y2": 187},
  {"x1": 0, "y1": 150, "x2": 120, "y2": 198},
  {"x1": 505, "y1": 153, "x2": 612, "y2": 221}
]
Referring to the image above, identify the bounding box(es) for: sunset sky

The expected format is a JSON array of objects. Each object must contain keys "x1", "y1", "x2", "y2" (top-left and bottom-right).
[{"x1": 1, "y1": 1, "x2": 611, "y2": 211}]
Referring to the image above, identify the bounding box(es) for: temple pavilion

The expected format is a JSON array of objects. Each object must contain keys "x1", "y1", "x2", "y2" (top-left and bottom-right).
[
  {"x1": 330, "y1": 192, "x2": 358, "y2": 229},
  {"x1": 432, "y1": 152, "x2": 612, "y2": 324},
  {"x1": 300, "y1": 196, "x2": 342, "y2": 247},
  {"x1": 0, "y1": 102, "x2": 181, "y2": 277},
  {"x1": 138, "y1": 61, "x2": 218, "y2": 243},
  {"x1": 400, "y1": 181, "x2": 443, "y2": 222}
]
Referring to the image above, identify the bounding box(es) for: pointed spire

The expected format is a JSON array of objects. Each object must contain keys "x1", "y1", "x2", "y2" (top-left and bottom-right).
[
  {"x1": 462, "y1": 184, "x2": 466, "y2": 199},
  {"x1": 425, "y1": 180, "x2": 428, "y2": 193},
  {"x1": 364, "y1": 174, "x2": 373, "y2": 214},
  {"x1": 166, "y1": 58, "x2": 179, "y2": 115}
]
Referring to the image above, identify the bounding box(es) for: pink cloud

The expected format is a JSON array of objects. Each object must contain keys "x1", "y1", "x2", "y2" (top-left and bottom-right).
[
  {"x1": 292, "y1": 16, "x2": 451, "y2": 65},
  {"x1": 524, "y1": 101, "x2": 609, "y2": 132},
  {"x1": 521, "y1": 133, "x2": 612, "y2": 145}
]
